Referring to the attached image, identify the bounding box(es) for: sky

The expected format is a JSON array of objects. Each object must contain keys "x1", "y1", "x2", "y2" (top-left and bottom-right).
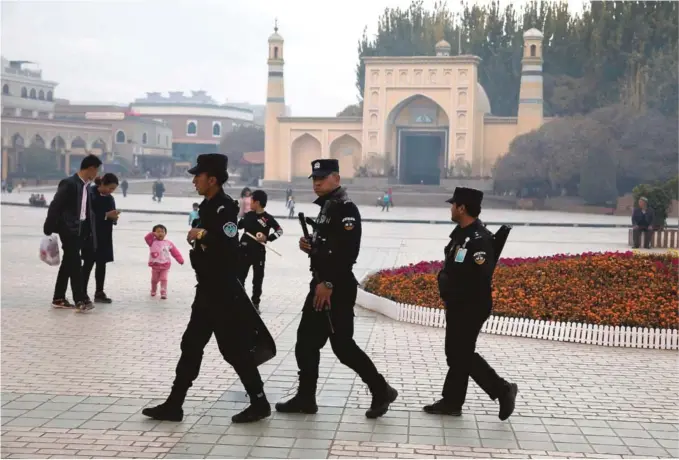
[{"x1": 1, "y1": 0, "x2": 585, "y2": 117}]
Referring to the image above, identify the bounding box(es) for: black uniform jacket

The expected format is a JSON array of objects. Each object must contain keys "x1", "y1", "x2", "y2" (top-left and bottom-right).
[
  {"x1": 309, "y1": 187, "x2": 361, "y2": 286},
  {"x1": 190, "y1": 190, "x2": 241, "y2": 290},
  {"x1": 438, "y1": 219, "x2": 496, "y2": 316},
  {"x1": 238, "y1": 211, "x2": 283, "y2": 254}
]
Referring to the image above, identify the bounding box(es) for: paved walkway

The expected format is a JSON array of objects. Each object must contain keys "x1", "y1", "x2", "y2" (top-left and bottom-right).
[
  {"x1": 1, "y1": 189, "x2": 632, "y2": 227},
  {"x1": 1, "y1": 206, "x2": 677, "y2": 459}
]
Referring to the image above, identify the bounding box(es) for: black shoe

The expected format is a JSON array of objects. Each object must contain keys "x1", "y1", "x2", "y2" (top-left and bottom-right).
[
  {"x1": 275, "y1": 394, "x2": 318, "y2": 414},
  {"x1": 423, "y1": 398, "x2": 462, "y2": 416},
  {"x1": 51, "y1": 299, "x2": 75, "y2": 309},
  {"x1": 75, "y1": 300, "x2": 95, "y2": 312},
  {"x1": 498, "y1": 383, "x2": 518, "y2": 421},
  {"x1": 142, "y1": 402, "x2": 183, "y2": 422},
  {"x1": 232, "y1": 398, "x2": 271, "y2": 423},
  {"x1": 94, "y1": 292, "x2": 112, "y2": 303},
  {"x1": 365, "y1": 383, "x2": 398, "y2": 419}
]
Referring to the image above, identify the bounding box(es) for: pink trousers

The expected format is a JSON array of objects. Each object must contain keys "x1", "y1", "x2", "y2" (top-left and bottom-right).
[{"x1": 151, "y1": 267, "x2": 169, "y2": 296}]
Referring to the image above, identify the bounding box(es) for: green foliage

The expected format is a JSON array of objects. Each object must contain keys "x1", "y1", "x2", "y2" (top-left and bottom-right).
[
  {"x1": 632, "y1": 179, "x2": 675, "y2": 228},
  {"x1": 580, "y1": 149, "x2": 618, "y2": 206},
  {"x1": 219, "y1": 125, "x2": 264, "y2": 166},
  {"x1": 494, "y1": 105, "x2": 678, "y2": 199},
  {"x1": 336, "y1": 101, "x2": 363, "y2": 117},
  {"x1": 356, "y1": 0, "x2": 678, "y2": 117}
]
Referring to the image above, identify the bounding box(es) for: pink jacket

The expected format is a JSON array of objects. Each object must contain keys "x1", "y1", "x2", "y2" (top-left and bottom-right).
[{"x1": 144, "y1": 233, "x2": 184, "y2": 269}]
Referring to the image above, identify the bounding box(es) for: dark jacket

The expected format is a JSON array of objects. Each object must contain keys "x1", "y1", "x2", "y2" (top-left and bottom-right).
[
  {"x1": 238, "y1": 210, "x2": 283, "y2": 256},
  {"x1": 632, "y1": 207, "x2": 655, "y2": 228},
  {"x1": 43, "y1": 174, "x2": 97, "y2": 245},
  {"x1": 190, "y1": 190, "x2": 241, "y2": 290},
  {"x1": 89, "y1": 185, "x2": 117, "y2": 263},
  {"x1": 438, "y1": 219, "x2": 496, "y2": 317},
  {"x1": 309, "y1": 187, "x2": 361, "y2": 285}
]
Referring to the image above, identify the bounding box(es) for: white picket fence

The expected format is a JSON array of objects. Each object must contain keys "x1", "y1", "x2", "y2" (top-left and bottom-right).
[{"x1": 356, "y1": 278, "x2": 678, "y2": 350}]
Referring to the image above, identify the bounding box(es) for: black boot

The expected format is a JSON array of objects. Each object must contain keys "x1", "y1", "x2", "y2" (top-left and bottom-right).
[
  {"x1": 275, "y1": 380, "x2": 318, "y2": 414},
  {"x1": 423, "y1": 398, "x2": 462, "y2": 416},
  {"x1": 94, "y1": 291, "x2": 112, "y2": 303},
  {"x1": 365, "y1": 383, "x2": 398, "y2": 419},
  {"x1": 232, "y1": 393, "x2": 271, "y2": 424},
  {"x1": 498, "y1": 383, "x2": 518, "y2": 421},
  {"x1": 142, "y1": 402, "x2": 183, "y2": 422}
]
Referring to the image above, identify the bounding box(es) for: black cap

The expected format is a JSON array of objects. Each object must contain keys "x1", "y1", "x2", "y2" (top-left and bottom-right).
[
  {"x1": 446, "y1": 187, "x2": 484, "y2": 208},
  {"x1": 188, "y1": 153, "x2": 228, "y2": 177},
  {"x1": 308, "y1": 159, "x2": 339, "y2": 178}
]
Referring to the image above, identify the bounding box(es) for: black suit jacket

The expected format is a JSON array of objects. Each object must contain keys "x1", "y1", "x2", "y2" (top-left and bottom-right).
[{"x1": 43, "y1": 174, "x2": 97, "y2": 246}]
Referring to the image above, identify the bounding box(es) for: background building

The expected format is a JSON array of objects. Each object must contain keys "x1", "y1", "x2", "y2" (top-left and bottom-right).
[
  {"x1": 264, "y1": 28, "x2": 546, "y2": 184},
  {"x1": 227, "y1": 102, "x2": 291, "y2": 126},
  {"x1": 1, "y1": 57, "x2": 57, "y2": 120},
  {"x1": 130, "y1": 91, "x2": 254, "y2": 164}
]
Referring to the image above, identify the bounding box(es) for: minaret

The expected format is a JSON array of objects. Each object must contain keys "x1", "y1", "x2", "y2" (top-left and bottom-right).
[
  {"x1": 264, "y1": 20, "x2": 285, "y2": 181},
  {"x1": 516, "y1": 28, "x2": 544, "y2": 136}
]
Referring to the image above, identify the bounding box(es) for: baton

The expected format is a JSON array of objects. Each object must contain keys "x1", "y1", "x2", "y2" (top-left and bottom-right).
[
  {"x1": 245, "y1": 231, "x2": 282, "y2": 257},
  {"x1": 298, "y1": 212, "x2": 334, "y2": 334}
]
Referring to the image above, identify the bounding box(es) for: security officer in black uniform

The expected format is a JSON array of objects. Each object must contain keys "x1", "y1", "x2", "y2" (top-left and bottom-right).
[
  {"x1": 142, "y1": 153, "x2": 271, "y2": 424},
  {"x1": 424, "y1": 187, "x2": 518, "y2": 420},
  {"x1": 275, "y1": 159, "x2": 398, "y2": 419}
]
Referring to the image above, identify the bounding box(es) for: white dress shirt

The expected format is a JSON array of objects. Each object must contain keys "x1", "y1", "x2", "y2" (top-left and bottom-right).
[{"x1": 79, "y1": 175, "x2": 89, "y2": 221}]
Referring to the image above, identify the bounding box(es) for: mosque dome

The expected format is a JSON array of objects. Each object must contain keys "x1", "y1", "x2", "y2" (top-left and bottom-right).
[
  {"x1": 523, "y1": 28, "x2": 544, "y2": 39},
  {"x1": 476, "y1": 82, "x2": 491, "y2": 114}
]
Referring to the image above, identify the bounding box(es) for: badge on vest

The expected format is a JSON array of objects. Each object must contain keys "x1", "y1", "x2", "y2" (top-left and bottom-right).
[
  {"x1": 454, "y1": 248, "x2": 467, "y2": 263},
  {"x1": 223, "y1": 222, "x2": 238, "y2": 238},
  {"x1": 473, "y1": 251, "x2": 487, "y2": 265}
]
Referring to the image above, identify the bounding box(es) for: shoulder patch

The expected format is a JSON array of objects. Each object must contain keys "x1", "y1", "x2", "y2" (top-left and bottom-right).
[
  {"x1": 223, "y1": 222, "x2": 238, "y2": 238},
  {"x1": 342, "y1": 216, "x2": 356, "y2": 230}
]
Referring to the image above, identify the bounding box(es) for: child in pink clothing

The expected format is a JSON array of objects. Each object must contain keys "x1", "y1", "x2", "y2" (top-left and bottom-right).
[{"x1": 144, "y1": 224, "x2": 184, "y2": 299}]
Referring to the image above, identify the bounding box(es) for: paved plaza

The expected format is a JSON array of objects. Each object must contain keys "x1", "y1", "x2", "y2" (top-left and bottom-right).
[{"x1": 1, "y1": 205, "x2": 677, "y2": 459}]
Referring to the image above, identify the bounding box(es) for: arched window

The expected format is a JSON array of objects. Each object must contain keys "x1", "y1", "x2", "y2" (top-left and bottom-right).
[
  {"x1": 115, "y1": 130, "x2": 126, "y2": 144},
  {"x1": 530, "y1": 44, "x2": 536, "y2": 57},
  {"x1": 46, "y1": 90, "x2": 53, "y2": 101},
  {"x1": 142, "y1": 132, "x2": 148, "y2": 144},
  {"x1": 274, "y1": 46, "x2": 279, "y2": 59},
  {"x1": 2, "y1": 84, "x2": 9, "y2": 95},
  {"x1": 186, "y1": 121, "x2": 197, "y2": 135},
  {"x1": 212, "y1": 121, "x2": 221, "y2": 137},
  {"x1": 21, "y1": 87, "x2": 28, "y2": 98},
  {"x1": 29, "y1": 88, "x2": 37, "y2": 99},
  {"x1": 38, "y1": 90, "x2": 45, "y2": 100}
]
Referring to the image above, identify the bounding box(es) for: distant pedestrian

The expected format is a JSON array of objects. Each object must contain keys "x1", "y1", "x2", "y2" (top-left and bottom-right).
[
  {"x1": 238, "y1": 187, "x2": 252, "y2": 218},
  {"x1": 285, "y1": 185, "x2": 293, "y2": 202},
  {"x1": 154, "y1": 180, "x2": 165, "y2": 203},
  {"x1": 287, "y1": 195, "x2": 295, "y2": 218},
  {"x1": 120, "y1": 179, "x2": 129, "y2": 197},
  {"x1": 144, "y1": 224, "x2": 184, "y2": 299},
  {"x1": 188, "y1": 202, "x2": 200, "y2": 227}
]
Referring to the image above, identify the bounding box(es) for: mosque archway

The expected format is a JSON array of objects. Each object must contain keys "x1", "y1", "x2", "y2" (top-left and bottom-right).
[
  {"x1": 290, "y1": 133, "x2": 321, "y2": 179},
  {"x1": 329, "y1": 134, "x2": 362, "y2": 178},
  {"x1": 385, "y1": 94, "x2": 449, "y2": 185}
]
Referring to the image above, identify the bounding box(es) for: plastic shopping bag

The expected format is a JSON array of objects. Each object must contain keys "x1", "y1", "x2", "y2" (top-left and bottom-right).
[{"x1": 39, "y1": 234, "x2": 61, "y2": 266}]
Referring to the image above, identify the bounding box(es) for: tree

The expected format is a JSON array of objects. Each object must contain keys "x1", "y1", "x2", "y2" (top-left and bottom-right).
[
  {"x1": 580, "y1": 148, "x2": 618, "y2": 206},
  {"x1": 337, "y1": 101, "x2": 363, "y2": 117},
  {"x1": 219, "y1": 125, "x2": 265, "y2": 167}
]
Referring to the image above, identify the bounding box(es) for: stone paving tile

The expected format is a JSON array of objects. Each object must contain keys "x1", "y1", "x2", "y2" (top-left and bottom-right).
[{"x1": 2, "y1": 207, "x2": 679, "y2": 458}]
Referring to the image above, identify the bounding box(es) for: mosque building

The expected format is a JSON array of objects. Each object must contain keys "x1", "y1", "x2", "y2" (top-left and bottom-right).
[{"x1": 263, "y1": 26, "x2": 545, "y2": 184}]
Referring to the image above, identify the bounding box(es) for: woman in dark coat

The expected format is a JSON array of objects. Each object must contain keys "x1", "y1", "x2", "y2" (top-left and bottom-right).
[{"x1": 82, "y1": 173, "x2": 120, "y2": 303}]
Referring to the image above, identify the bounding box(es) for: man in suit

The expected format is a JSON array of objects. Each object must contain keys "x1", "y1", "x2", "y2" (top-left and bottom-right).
[{"x1": 44, "y1": 154, "x2": 102, "y2": 311}]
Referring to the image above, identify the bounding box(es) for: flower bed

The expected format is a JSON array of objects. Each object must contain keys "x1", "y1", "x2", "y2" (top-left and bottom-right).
[{"x1": 363, "y1": 251, "x2": 678, "y2": 330}]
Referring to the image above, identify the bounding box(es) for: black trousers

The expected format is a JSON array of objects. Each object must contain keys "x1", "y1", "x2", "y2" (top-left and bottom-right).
[
  {"x1": 53, "y1": 225, "x2": 91, "y2": 303},
  {"x1": 82, "y1": 256, "x2": 107, "y2": 295},
  {"x1": 239, "y1": 251, "x2": 265, "y2": 305},
  {"x1": 170, "y1": 287, "x2": 264, "y2": 403},
  {"x1": 442, "y1": 308, "x2": 507, "y2": 408},
  {"x1": 295, "y1": 282, "x2": 386, "y2": 394},
  {"x1": 632, "y1": 227, "x2": 653, "y2": 248}
]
